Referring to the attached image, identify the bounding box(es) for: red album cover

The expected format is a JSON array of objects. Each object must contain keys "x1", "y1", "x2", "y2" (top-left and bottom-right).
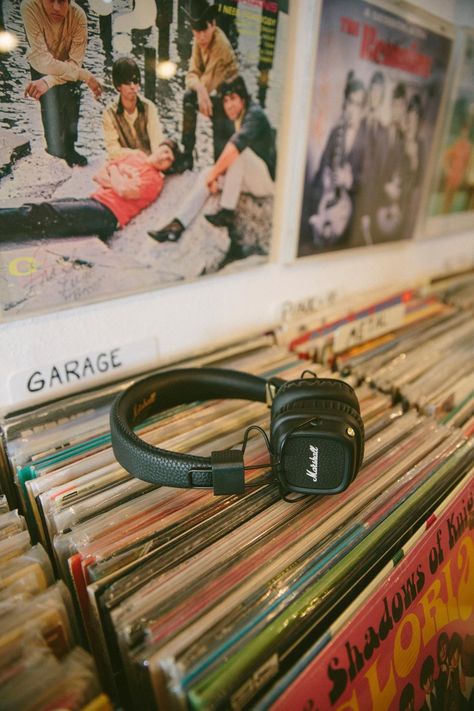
[{"x1": 270, "y1": 475, "x2": 474, "y2": 711}]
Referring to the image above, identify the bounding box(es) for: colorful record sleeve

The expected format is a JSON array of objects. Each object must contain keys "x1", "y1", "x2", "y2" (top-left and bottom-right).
[
  {"x1": 264, "y1": 471, "x2": 474, "y2": 711},
  {"x1": 424, "y1": 28, "x2": 474, "y2": 237}
]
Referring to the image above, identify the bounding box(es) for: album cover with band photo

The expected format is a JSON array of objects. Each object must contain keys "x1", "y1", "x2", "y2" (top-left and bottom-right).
[
  {"x1": 0, "y1": 0, "x2": 289, "y2": 320},
  {"x1": 296, "y1": 0, "x2": 453, "y2": 258}
]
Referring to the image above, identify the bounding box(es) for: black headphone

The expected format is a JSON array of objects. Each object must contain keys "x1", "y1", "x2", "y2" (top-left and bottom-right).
[{"x1": 109, "y1": 367, "x2": 364, "y2": 498}]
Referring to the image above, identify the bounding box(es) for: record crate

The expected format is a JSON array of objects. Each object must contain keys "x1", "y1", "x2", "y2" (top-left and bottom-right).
[{"x1": 0, "y1": 274, "x2": 473, "y2": 710}]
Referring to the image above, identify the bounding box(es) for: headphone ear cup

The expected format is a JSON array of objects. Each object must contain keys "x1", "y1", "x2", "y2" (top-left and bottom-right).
[
  {"x1": 272, "y1": 398, "x2": 364, "y2": 464},
  {"x1": 270, "y1": 388, "x2": 365, "y2": 491}
]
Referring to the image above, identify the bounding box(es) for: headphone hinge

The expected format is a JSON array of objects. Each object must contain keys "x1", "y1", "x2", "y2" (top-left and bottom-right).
[
  {"x1": 265, "y1": 381, "x2": 278, "y2": 407},
  {"x1": 211, "y1": 449, "x2": 245, "y2": 495}
]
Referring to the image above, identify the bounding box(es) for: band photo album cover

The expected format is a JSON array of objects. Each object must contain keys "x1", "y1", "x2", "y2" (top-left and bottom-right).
[
  {"x1": 0, "y1": 0, "x2": 288, "y2": 319},
  {"x1": 296, "y1": 0, "x2": 453, "y2": 258}
]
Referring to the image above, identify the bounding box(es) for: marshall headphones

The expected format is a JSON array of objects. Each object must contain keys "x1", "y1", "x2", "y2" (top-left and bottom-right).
[{"x1": 109, "y1": 367, "x2": 364, "y2": 499}]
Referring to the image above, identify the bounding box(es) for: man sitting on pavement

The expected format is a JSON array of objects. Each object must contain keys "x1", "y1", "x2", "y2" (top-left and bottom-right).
[
  {"x1": 148, "y1": 75, "x2": 276, "y2": 250},
  {"x1": 0, "y1": 140, "x2": 180, "y2": 243}
]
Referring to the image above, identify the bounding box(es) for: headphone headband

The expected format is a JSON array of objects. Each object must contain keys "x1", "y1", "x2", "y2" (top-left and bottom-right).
[{"x1": 110, "y1": 368, "x2": 275, "y2": 489}]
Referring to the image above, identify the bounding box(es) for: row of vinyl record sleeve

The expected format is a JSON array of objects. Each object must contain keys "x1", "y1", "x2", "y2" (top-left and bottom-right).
[
  {"x1": 291, "y1": 275, "x2": 474, "y2": 431},
  {"x1": 0, "y1": 277, "x2": 472, "y2": 710},
  {"x1": 0, "y1": 493, "x2": 113, "y2": 710}
]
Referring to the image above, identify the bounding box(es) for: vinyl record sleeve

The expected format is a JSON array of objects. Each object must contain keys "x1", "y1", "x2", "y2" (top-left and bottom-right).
[
  {"x1": 288, "y1": 0, "x2": 453, "y2": 260},
  {"x1": 370, "y1": 316, "x2": 474, "y2": 406},
  {"x1": 442, "y1": 392, "x2": 474, "y2": 429},
  {"x1": 52, "y1": 351, "x2": 293, "y2": 657},
  {"x1": 0, "y1": 508, "x2": 26, "y2": 540},
  {"x1": 132, "y1": 422, "x2": 465, "y2": 708},
  {"x1": 263, "y1": 470, "x2": 474, "y2": 711},
  {"x1": 462, "y1": 416, "x2": 474, "y2": 439},
  {"x1": 68, "y1": 473, "x2": 276, "y2": 695},
  {"x1": 26, "y1": 396, "x2": 252, "y2": 545},
  {"x1": 332, "y1": 300, "x2": 454, "y2": 375},
  {"x1": 0, "y1": 580, "x2": 75, "y2": 660},
  {"x1": 1, "y1": 645, "x2": 103, "y2": 711},
  {"x1": 85, "y1": 429, "x2": 273, "y2": 583},
  {"x1": 133, "y1": 428, "x2": 460, "y2": 700},
  {"x1": 363, "y1": 311, "x2": 471, "y2": 388},
  {"x1": 10, "y1": 348, "x2": 290, "y2": 548},
  {"x1": 0, "y1": 529, "x2": 31, "y2": 566},
  {"x1": 334, "y1": 307, "x2": 457, "y2": 378},
  {"x1": 171, "y1": 428, "x2": 462, "y2": 664},
  {"x1": 181, "y1": 441, "x2": 472, "y2": 710},
  {"x1": 54, "y1": 394, "x2": 432, "y2": 705},
  {"x1": 88, "y1": 394, "x2": 388, "y2": 604},
  {"x1": 422, "y1": 28, "x2": 474, "y2": 238},
  {"x1": 286, "y1": 288, "x2": 441, "y2": 365},
  {"x1": 84, "y1": 483, "x2": 282, "y2": 702},
  {"x1": 0, "y1": 1, "x2": 290, "y2": 321},
  {"x1": 91, "y1": 464, "x2": 278, "y2": 606}
]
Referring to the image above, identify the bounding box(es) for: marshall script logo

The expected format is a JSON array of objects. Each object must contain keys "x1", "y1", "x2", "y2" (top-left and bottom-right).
[
  {"x1": 306, "y1": 444, "x2": 319, "y2": 482},
  {"x1": 133, "y1": 391, "x2": 156, "y2": 419}
]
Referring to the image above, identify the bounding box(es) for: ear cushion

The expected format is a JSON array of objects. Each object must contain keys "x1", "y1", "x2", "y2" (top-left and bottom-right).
[
  {"x1": 315, "y1": 397, "x2": 364, "y2": 433},
  {"x1": 272, "y1": 378, "x2": 360, "y2": 419},
  {"x1": 273, "y1": 397, "x2": 364, "y2": 433},
  {"x1": 316, "y1": 378, "x2": 360, "y2": 405}
]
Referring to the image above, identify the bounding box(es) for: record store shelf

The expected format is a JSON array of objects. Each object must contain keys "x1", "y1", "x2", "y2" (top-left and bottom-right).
[{"x1": 0, "y1": 275, "x2": 473, "y2": 710}]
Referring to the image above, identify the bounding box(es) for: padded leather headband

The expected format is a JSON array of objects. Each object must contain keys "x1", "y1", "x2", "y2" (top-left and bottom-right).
[{"x1": 110, "y1": 368, "x2": 275, "y2": 488}]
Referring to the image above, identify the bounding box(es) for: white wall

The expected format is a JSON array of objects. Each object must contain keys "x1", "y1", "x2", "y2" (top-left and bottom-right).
[{"x1": 0, "y1": 0, "x2": 473, "y2": 415}]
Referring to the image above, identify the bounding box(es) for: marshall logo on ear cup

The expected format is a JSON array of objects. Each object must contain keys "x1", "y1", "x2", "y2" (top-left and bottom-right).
[{"x1": 306, "y1": 444, "x2": 319, "y2": 482}]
